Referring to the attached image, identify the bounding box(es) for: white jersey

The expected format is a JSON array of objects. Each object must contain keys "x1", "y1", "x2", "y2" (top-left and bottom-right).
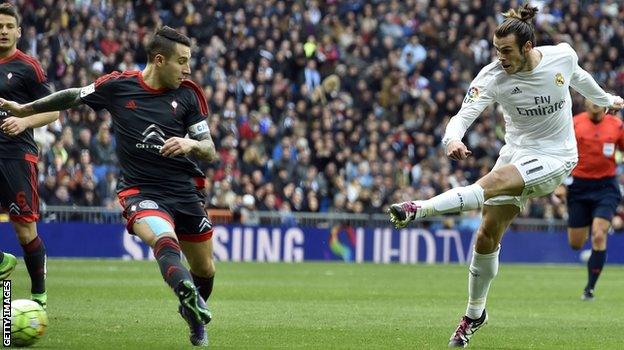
[{"x1": 443, "y1": 43, "x2": 615, "y2": 159}]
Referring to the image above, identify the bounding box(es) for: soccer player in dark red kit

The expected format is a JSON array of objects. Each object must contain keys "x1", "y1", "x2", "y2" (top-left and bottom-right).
[
  {"x1": 0, "y1": 3, "x2": 58, "y2": 309},
  {"x1": 0, "y1": 26, "x2": 217, "y2": 346},
  {"x1": 567, "y1": 99, "x2": 624, "y2": 301}
]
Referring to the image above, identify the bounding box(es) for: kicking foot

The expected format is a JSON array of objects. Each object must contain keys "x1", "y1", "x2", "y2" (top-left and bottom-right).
[
  {"x1": 448, "y1": 310, "x2": 488, "y2": 348},
  {"x1": 388, "y1": 201, "x2": 423, "y2": 228}
]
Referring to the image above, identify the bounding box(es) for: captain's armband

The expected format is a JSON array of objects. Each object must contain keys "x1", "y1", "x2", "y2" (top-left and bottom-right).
[{"x1": 188, "y1": 120, "x2": 210, "y2": 139}]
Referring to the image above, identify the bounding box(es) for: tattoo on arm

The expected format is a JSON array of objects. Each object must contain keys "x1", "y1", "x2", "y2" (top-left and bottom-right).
[
  {"x1": 25, "y1": 88, "x2": 83, "y2": 115},
  {"x1": 191, "y1": 132, "x2": 217, "y2": 162}
]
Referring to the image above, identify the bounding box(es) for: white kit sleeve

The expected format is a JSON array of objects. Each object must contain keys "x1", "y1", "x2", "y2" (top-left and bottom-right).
[
  {"x1": 442, "y1": 66, "x2": 498, "y2": 146},
  {"x1": 569, "y1": 48, "x2": 615, "y2": 107}
]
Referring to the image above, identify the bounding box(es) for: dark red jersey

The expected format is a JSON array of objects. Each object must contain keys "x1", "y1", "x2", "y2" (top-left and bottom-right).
[
  {"x1": 0, "y1": 49, "x2": 52, "y2": 159},
  {"x1": 572, "y1": 112, "x2": 624, "y2": 179},
  {"x1": 79, "y1": 71, "x2": 209, "y2": 198}
]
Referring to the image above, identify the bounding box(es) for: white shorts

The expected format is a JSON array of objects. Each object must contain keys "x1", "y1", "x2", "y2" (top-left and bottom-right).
[{"x1": 484, "y1": 146, "x2": 577, "y2": 209}]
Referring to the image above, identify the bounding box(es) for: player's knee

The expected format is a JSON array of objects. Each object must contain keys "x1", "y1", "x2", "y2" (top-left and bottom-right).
[
  {"x1": 11, "y1": 222, "x2": 37, "y2": 245},
  {"x1": 568, "y1": 235, "x2": 585, "y2": 250},
  {"x1": 591, "y1": 232, "x2": 607, "y2": 247},
  {"x1": 475, "y1": 232, "x2": 491, "y2": 246},
  {"x1": 480, "y1": 170, "x2": 508, "y2": 194}
]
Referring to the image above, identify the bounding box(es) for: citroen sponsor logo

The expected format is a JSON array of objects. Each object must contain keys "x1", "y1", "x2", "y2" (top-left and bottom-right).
[
  {"x1": 136, "y1": 124, "x2": 166, "y2": 150},
  {"x1": 8, "y1": 203, "x2": 20, "y2": 214},
  {"x1": 199, "y1": 217, "x2": 212, "y2": 232},
  {"x1": 141, "y1": 124, "x2": 166, "y2": 143}
]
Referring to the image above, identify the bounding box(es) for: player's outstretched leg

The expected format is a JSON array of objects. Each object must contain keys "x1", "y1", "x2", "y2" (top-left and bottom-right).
[
  {"x1": 0, "y1": 252, "x2": 17, "y2": 280},
  {"x1": 389, "y1": 184, "x2": 484, "y2": 228},
  {"x1": 448, "y1": 310, "x2": 488, "y2": 348}
]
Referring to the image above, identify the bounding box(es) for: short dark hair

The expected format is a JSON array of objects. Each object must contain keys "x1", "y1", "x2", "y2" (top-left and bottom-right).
[
  {"x1": 0, "y1": 3, "x2": 21, "y2": 25},
  {"x1": 146, "y1": 26, "x2": 191, "y2": 62},
  {"x1": 494, "y1": 4, "x2": 538, "y2": 50}
]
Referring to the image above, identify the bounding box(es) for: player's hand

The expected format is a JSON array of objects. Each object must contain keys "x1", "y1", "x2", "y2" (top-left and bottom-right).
[
  {"x1": 160, "y1": 137, "x2": 197, "y2": 157},
  {"x1": 0, "y1": 98, "x2": 28, "y2": 118},
  {"x1": 607, "y1": 96, "x2": 624, "y2": 114},
  {"x1": 1, "y1": 117, "x2": 30, "y2": 136},
  {"x1": 446, "y1": 140, "x2": 472, "y2": 160}
]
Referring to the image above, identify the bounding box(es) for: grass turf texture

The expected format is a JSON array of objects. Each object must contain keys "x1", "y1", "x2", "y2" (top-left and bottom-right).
[{"x1": 7, "y1": 260, "x2": 624, "y2": 349}]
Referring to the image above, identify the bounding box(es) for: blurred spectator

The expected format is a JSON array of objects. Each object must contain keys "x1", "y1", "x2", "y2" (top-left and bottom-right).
[
  {"x1": 48, "y1": 185, "x2": 73, "y2": 206},
  {"x1": 240, "y1": 194, "x2": 260, "y2": 226},
  {"x1": 91, "y1": 124, "x2": 116, "y2": 166},
  {"x1": 15, "y1": 1, "x2": 624, "y2": 221}
]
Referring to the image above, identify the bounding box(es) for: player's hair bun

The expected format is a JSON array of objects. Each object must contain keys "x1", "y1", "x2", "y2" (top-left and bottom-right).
[{"x1": 503, "y1": 4, "x2": 538, "y2": 23}]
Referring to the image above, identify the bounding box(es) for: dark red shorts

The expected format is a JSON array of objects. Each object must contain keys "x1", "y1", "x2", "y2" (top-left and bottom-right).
[
  {"x1": 0, "y1": 154, "x2": 39, "y2": 223},
  {"x1": 118, "y1": 187, "x2": 213, "y2": 242}
]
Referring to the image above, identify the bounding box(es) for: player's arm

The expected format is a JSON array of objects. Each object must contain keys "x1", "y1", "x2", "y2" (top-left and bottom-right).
[
  {"x1": 1, "y1": 111, "x2": 59, "y2": 136},
  {"x1": 442, "y1": 66, "x2": 497, "y2": 160},
  {"x1": 568, "y1": 47, "x2": 623, "y2": 110},
  {"x1": 190, "y1": 131, "x2": 217, "y2": 161},
  {"x1": 570, "y1": 66, "x2": 623, "y2": 110},
  {"x1": 0, "y1": 88, "x2": 83, "y2": 118},
  {"x1": 160, "y1": 120, "x2": 217, "y2": 161}
]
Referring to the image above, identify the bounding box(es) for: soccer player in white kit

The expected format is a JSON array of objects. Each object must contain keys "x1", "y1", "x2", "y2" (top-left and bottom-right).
[{"x1": 387, "y1": 4, "x2": 624, "y2": 348}]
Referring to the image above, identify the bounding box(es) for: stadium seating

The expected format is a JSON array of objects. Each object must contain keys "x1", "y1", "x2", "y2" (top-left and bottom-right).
[{"x1": 17, "y1": 1, "x2": 624, "y2": 222}]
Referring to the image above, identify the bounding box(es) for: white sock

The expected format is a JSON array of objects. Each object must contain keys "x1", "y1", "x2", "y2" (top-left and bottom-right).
[
  {"x1": 420, "y1": 184, "x2": 484, "y2": 217},
  {"x1": 465, "y1": 246, "x2": 500, "y2": 319}
]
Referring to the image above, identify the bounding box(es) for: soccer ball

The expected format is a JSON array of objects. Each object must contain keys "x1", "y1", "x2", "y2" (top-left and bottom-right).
[{"x1": 10, "y1": 299, "x2": 48, "y2": 347}]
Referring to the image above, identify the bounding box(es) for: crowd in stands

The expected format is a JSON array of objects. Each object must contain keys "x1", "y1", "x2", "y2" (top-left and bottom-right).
[{"x1": 12, "y1": 0, "x2": 624, "y2": 224}]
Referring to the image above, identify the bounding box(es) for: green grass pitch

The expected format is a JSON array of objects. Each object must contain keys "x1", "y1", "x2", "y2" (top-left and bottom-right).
[{"x1": 7, "y1": 260, "x2": 624, "y2": 349}]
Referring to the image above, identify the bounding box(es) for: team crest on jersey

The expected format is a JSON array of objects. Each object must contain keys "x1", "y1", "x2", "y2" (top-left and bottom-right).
[
  {"x1": 463, "y1": 86, "x2": 479, "y2": 104},
  {"x1": 603, "y1": 143, "x2": 615, "y2": 157},
  {"x1": 555, "y1": 73, "x2": 564, "y2": 87},
  {"x1": 6, "y1": 72, "x2": 12, "y2": 81},
  {"x1": 138, "y1": 200, "x2": 159, "y2": 210},
  {"x1": 171, "y1": 100, "x2": 178, "y2": 114}
]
